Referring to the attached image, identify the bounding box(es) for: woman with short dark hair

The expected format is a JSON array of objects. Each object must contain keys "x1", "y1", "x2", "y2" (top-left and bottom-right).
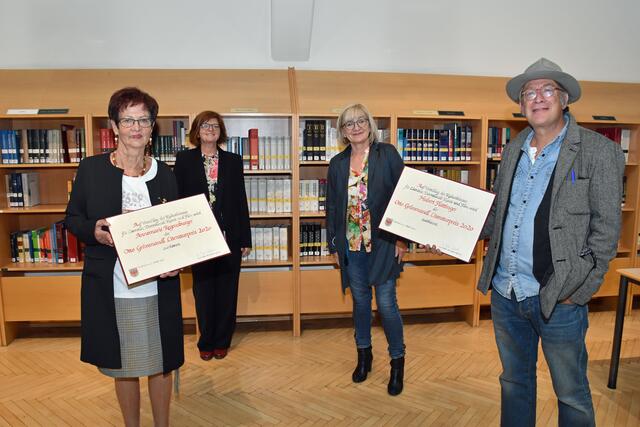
[{"x1": 65, "y1": 87, "x2": 183, "y2": 427}]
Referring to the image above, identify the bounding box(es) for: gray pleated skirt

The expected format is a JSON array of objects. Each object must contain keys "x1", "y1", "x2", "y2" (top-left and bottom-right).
[{"x1": 99, "y1": 295, "x2": 164, "y2": 378}]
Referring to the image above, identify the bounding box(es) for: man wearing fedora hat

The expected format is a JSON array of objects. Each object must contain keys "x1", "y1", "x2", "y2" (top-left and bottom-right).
[{"x1": 477, "y1": 58, "x2": 625, "y2": 426}]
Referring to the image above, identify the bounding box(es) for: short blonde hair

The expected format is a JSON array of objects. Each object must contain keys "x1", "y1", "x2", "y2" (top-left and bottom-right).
[{"x1": 336, "y1": 103, "x2": 378, "y2": 146}]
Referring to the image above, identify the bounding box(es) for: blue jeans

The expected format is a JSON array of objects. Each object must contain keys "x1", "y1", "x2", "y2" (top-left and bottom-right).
[
  {"x1": 345, "y1": 249, "x2": 404, "y2": 359},
  {"x1": 491, "y1": 291, "x2": 594, "y2": 427}
]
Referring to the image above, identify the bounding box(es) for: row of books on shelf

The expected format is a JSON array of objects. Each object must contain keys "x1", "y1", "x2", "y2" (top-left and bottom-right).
[
  {"x1": 245, "y1": 177, "x2": 292, "y2": 214},
  {"x1": 299, "y1": 223, "x2": 329, "y2": 257},
  {"x1": 0, "y1": 127, "x2": 86, "y2": 164},
  {"x1": 151, "y1": 120, "x2": 189, "y2": 161},
  {"x1": 151, "y1": 135, "x2": 189, "y2": 162},
  {"x1": 243, "y1": 226, "x2": 289, "y2": 262},
  {"x1": 299, "y1": 119, "x2": 339, "y2": 162},
  {"x1": 595, "y1": 128, "x2": 631, "y2": 162},
  {"x1": 488, "y1": 127, "x2": 631, "y2": 162},
  {"x1": 99, "y1": 120, "x2": 189, "y2": 161},
  {"x1": 4, "y1": 172, "x2": 40, "y2": 207},
  {"x1": 299, "y1": 179, "x2": 326, "y2": 212},
  {"x1": 397, "y1": 125, "x2": 472, "y2": 162},
  {"x1": 9, "y1": 221, "x2": 83, "y2": 264},
  {"x1": 299, "y1": 119, "x2": 390, "y2": 163},
  {"x1": 97, "y1": 129, "x2": 116, "y2": 152},
  {"x1": 298, "y1": 224, "x2": 456, "y2": 259},
  {"x1": 298, "y1": 170, "x2": 465, "y2": 214},
  {"x1": 487, "y1": 127, "x2": 512, "y2": 159},
  {"x1": 224, "y1": 130, "x2": 292, "y2": 171}
]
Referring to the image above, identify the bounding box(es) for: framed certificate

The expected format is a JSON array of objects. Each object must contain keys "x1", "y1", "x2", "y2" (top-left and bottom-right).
[
  {"x1": 380, "y1": 167, "x2": 495, "y2": 262},
  {"x1": 107, "y1": 194, "x2": 230, "y2": 284}
]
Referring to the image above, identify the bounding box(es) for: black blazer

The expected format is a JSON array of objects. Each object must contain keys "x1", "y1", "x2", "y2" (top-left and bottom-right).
[
  {"x1": 173, "y1": 147, "x2": 251, "y2": 252},
  {"x1": 65, "y1": 154, "x2": 184, "y2": 372},
  {"x1": 326, "y1": 142, "x2": 405, "y2": 291}
]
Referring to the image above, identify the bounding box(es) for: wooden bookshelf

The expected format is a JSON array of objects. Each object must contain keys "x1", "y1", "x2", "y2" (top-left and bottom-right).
[{"x1": 0, "y1": 68, "x2": 638, "y2": 344}]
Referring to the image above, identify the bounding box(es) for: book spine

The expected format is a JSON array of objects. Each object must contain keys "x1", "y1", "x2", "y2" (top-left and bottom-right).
[
  {"x1": 249, "y1": 129, "x2": 259, "y2": 170},
  {"x1": 279, "y1": 226, "x2": 288, "y2": 261},
  {"x1": 258, "y1": 136, "x2": 266, "y2": 170},
  {"x1": 257, "y1": 178, "x2": 267, "y2": 213},
  {"x1": 266, "y1": 178, "x2": 276, "y2": 213},
  {"x1": 283, "y1": 178, "x2": 291, "y2": 213}
]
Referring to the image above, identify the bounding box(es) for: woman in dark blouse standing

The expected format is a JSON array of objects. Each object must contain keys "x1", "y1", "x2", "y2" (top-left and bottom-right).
[
  {"x1": 174, "y1": 111, "x2": 251, "y2": 361},
  {"x1": 326, "y1": 103, "x2": 407, "y2": 396}
]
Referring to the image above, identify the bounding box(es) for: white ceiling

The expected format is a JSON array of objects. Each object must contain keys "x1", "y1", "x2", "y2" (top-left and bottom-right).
[{"x1": 0, "y1": 0, "x2": 639, "y2": 82}]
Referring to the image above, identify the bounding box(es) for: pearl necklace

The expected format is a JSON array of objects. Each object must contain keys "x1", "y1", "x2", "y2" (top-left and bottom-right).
[{"x1": 110, "y1": 151, "x2": 147, "y2": 177}]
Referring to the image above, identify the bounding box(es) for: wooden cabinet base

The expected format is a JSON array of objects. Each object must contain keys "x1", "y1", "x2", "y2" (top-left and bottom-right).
[
  {"x1": 1, "y1": 276, "x2": 81, "y2": 322},
  {"x1": 300, "y1": 264, "x2": 476, "y2": 325},
  {"x1": 0, "y1": 269, "x2": 295, "y2": 346},
  {"x1": 179, "y1": 269, "x2": 295, "y2": 317}
]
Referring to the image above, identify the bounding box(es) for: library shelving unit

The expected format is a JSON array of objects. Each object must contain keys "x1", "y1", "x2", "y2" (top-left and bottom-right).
[
  {"x1": 0, "y1": 114, "x2": 88, "y2": 344},
  {"x1": 221, "y1": 113, "x2": 296, "y2": 325},
  {"x1": 0, "y1": 68, "x2": 639, "y2": 343},
  {"x1": 0, "y1": 69, "x2": 301, "y2": 344}
]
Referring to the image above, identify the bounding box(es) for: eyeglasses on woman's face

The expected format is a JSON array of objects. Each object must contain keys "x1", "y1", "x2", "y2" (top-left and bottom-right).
[
  {"x1": 342, "y1": 117, "x2": 369, "y2": 131},
  {"x1": 200, "y1": 122, "x2": 220, "y2": 131},
  {"x1": 118, "y1": 117, "x2": 154, "y2": 128}
]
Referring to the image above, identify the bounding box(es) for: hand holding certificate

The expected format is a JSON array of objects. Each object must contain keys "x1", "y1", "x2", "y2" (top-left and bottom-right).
[
  {"x1": 108, "y1": 194, "x2": 230, "y2": 284},
  {"x1": 380, "y1": 167, "x2": 495, "y2": 262}
]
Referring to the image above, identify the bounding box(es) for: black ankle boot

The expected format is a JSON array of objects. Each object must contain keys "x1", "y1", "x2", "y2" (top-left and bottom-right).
[
  {"x1": 352, "y1": 346, "x2": 373, "y2": 383},
  {"x1": 387, "y1": 356, "x2": 404, "y2": 396}
]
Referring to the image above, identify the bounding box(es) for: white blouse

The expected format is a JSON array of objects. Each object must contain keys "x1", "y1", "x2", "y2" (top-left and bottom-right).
[{"x1": 112, "y1": 158, "x2": 159, "y2": 299}]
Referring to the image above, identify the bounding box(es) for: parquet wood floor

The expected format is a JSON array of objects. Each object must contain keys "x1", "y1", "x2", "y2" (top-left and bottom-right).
[{"x1": 0, "y1": 309, "x2": 639, "y2": 426}]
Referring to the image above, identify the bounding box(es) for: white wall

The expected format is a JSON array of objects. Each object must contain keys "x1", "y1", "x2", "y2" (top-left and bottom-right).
[{"x1": 0, "y1": 0, "x2": 638, "y2": 82}]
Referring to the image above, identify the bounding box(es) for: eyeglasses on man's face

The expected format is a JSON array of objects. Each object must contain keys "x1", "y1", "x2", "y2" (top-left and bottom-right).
[
  {"x1": 200, "y1": 122, "x2": 220, "y2": 131},
  {"x1": 520, "y1": 85, "x2": 565, "y2": 102},
  {"x1": 119, "y1": 117, "x2": 154, "y2": 128},
  {"x1": 342, "y1": 117, "x2": 369, "y2": 131}
]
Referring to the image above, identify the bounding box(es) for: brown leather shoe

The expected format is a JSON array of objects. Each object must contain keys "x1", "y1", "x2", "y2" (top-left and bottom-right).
[
  {"x1": 200, "y1": 350, "x2": 215, "y2": 361},
  {"x1": 213, "y1": 348, "x2": 228, "y2": 359}
]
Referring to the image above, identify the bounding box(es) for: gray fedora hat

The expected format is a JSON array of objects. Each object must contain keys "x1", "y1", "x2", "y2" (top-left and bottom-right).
[{"x1": 506, "y1": 57, "x2": 581, "y2": 104}]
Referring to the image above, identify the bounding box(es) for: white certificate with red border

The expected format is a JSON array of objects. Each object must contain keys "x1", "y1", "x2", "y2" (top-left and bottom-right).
[
  {"x1": 380, "y1": 167, "x2": 495, "y2": 262},
  {"x1": 107, "y1": 194, "x2": 230, "y2": 285}
]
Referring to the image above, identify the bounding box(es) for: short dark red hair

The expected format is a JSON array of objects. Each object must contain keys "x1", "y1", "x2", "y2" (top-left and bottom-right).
[
  {"x1": 189, "y1": 111, "x2": 228, "y2": 147},
  {"x1": 108, "y1": 87, "x2": 159, "y2": 122}
]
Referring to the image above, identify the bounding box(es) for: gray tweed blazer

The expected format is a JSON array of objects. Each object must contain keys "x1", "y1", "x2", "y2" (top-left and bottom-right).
[{"x1": 477, "y1": 113, "x2": 625, "y2": 318}]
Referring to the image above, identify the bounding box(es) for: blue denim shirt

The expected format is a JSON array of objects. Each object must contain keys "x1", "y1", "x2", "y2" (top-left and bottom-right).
[{"x1": 492, "y1": 115, "x2": 569, "y2": 301}]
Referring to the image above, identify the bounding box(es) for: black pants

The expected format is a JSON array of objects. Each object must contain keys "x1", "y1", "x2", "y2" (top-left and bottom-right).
[{"x1": 192, "y1": 249, "x2": 242, "y2": 351}]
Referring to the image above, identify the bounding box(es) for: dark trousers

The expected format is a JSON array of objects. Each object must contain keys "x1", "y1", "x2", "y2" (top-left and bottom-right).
[{"x1": 192, "y1": 249, "x2": 242, "y2": 351}]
